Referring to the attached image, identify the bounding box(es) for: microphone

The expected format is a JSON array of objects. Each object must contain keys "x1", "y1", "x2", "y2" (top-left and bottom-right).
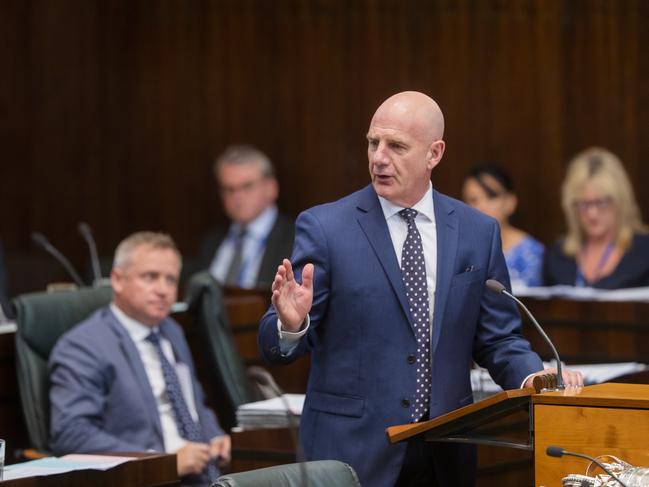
[
  {"x1": 247, "y1": 366, "x2": 308, "y2": 487},
  {"x1": 485, "y1": 279, "x2": 565, "y2": 390},
  {"x1": 31, "y1": 232, "x2": 85, "y2": 288},
  {"x1": 78, "y1": 222, "x2": 102, "y2": 285},
  {"x1": 247, "y1": 365, "x2": 285, "y2": 399},
  {"x1": 546, "y1": 445, "x2": 628, "y2": 487}
]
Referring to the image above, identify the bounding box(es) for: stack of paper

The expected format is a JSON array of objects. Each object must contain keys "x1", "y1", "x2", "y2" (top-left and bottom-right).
[
  {"x1": 567, "y1": 362, "x2": 648, "y2": 384},
  {"x1": 513, "y1": 284, "x2": 649, "y2": 302},
  {"x1": 2, "y1": 454, "x2": 134, "y2": 480},
  {"x1": 236, "y1": 394, "x2": 305, "y2": 430}
]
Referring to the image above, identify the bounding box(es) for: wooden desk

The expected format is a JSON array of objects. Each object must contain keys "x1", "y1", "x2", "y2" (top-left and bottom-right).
[
  {"x1": 534, "y1": 384, "x2": 649, "y2": 486},
  {"x1": 1, "y1": 452, "x2": 178, "y2": 487},
  {"x1": 230, "y1": 428, "x2": 296, "y2": 473}
]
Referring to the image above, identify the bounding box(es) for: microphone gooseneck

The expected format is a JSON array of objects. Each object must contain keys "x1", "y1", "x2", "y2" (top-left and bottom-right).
[
  {"x1": 485, "y1": 279, "x2": 565, "y2": 390},
  {"x1": 31, "y1": 232, "x2": 86, "y2": 287},
  {"x1": 247, "y1": 366, "x2": 308, "y2": 487},
  {"x1": 546, "y1": 445, "x2": 629, "y2": 487},
  {"x1": 78, "y1": 222, "x2": 102, "y2": 285}
]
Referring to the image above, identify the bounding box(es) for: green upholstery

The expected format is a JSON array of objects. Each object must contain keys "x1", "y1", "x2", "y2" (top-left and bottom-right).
[
  {"x1": 214, "y1": 460, "x2": 361, "y2": 487},
  {"x1": 184, "y1": 271, "x2": 261, "y2": 430},
  {"x1": 13, "y1": 286, "x2": 113, "y2": 451}
]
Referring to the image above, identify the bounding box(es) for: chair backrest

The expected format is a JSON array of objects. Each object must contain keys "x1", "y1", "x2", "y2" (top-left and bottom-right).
[
  {"x1": 12, "y1": 286, "x2": 113, "y2": 451},
  {"x1": 184, "y1": 271, "x2": 260, "y2": 429},
  {"x1": 213, "y1": 460, "x2": 362, "y2": 487}
]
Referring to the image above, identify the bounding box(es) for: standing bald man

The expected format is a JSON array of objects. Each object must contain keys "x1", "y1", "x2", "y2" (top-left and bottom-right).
[{"x1": 258, "y1": 92, "x2": 580, "y2": 486}]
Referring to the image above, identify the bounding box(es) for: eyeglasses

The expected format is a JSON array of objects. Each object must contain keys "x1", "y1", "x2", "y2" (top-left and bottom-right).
[
  {"x1": 573, "y1": 197, "x2": 613, "y2": 213},
  {"x1": 219, "y1": 178, "x2": 265, "y2": 197}
]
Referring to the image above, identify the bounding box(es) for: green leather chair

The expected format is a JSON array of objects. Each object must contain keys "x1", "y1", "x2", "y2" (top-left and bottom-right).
[
  {"x1": 13, "y1": 286, "x2": 113, "y2": 452},
  {"x1": 213, "y1": 460, "x2": 361, "y2": 487},
  {"x1": 184, "y1": 271, "x2": 263, "y2": 430}
]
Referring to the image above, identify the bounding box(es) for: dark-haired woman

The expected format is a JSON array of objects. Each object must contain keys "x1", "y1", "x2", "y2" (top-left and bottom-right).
[{"x1": 462, "y1": 165, "x2": 544, "y2": 287}]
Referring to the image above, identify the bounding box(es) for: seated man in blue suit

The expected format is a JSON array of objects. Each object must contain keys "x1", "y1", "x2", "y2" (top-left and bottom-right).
[
  {"x1": 50, "y1": 232, "x2": 229, "y2": 486},
  {"x1": 258, "y1": 91, "x2": 582, "y2": 486}
]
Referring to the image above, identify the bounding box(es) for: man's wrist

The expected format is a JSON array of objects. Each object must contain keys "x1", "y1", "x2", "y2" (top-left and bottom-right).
[{"x1": 277, "y1": 315, "x2": 310, "y2": 341}]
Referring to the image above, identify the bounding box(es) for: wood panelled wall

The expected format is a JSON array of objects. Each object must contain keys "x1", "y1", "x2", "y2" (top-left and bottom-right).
[{"x1": 1, "y1": 0, "x2": 648, "y2": 294}]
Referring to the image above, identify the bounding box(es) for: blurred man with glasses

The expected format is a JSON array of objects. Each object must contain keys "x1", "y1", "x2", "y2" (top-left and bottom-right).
[{"x1": 197, "y1": 145, "x2": 294, "y2": 289}]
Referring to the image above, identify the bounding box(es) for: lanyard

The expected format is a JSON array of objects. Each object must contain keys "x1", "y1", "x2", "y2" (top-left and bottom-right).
[{"x1": 575, "y1": 241, "x2": 614, "y2": 287}]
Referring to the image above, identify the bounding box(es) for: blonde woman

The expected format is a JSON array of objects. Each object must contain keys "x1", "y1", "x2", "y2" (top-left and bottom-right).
[{"x1": 544, "y1": 147, "x2": 649, "y2": 288}]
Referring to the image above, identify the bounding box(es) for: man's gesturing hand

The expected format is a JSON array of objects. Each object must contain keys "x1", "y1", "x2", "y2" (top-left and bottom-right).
[{"x1": 271, "y1": 259, "x2": 314, "y2": 332}]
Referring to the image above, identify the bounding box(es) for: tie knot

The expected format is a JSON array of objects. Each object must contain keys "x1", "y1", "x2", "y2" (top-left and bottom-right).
[
  {"x1": 399, "y1": 208, "x2": 418, "y2": 223},
  {"x1": 146, "y1": 332, "x2": 161, "y2": 346},
  {"x1": 234, "y1": 226, "x2": 247, "y2": 239}
]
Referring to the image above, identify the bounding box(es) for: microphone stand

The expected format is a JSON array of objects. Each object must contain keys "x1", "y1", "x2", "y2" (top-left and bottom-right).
[
  {"x1": 486, "y1": 279, "x2": 565, "y2": 391},
  {"x1": 247, "y1": 366, "x2": 308, "y2": 487},
  {"x1": 78, "y1": 222, "x2": 102, "y2": 286},
  {"x1": 31, "y1": 232, "x2": 86, "y2": 288},
  {"x1": 546, "y1": 445, "x2": 628, "y2": 487}
]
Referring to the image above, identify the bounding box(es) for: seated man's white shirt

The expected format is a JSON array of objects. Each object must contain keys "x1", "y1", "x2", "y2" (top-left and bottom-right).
[
  {"x1": 210, "y1": 205, "x2": 278, "y2": 288},
  {"x1": 111, "y1": 303, "x2": 199, "y2": 453}
]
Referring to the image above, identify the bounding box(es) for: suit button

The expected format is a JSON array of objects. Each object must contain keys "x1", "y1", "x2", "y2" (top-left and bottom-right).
[
  {"x1": 407, "y1": 354, "x2": 416, "y2": 364},
  {"x1": 401, "y1": 399, "x2": 410, "y2": 408}
]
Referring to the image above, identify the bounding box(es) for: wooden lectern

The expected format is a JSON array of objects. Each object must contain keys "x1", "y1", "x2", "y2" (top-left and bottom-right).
[{"x1": 386, "y1": 383, "x2": 649, "y2": 486}]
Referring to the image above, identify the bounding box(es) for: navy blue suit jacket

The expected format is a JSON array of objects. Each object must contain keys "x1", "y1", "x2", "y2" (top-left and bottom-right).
[
  {"x1": 49, "y1": 307, "x2": 223, "y2": 455},
  {"x1": 258, "y1": 185, "x2": 542, "y2": 487}
]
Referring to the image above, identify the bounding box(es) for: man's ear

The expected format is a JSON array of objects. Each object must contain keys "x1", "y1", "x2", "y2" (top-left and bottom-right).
[
  {"x1": 110, "y1": 268, "x2": 123, "y2": 293},
  {"x1": 426, "y1": 139, "x2": 445, "y2": 171},
  {"x1": 266, "y1": 176, "x2": 279, "y2": 203}
]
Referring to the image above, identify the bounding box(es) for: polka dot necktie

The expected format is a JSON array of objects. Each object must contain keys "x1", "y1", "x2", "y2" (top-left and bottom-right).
[
  {"x1": 398, "y1": 208, "x2": 431, "y2": 421},
  {"x1": 147, "y1": 332, "x2": 219, "y2": 482}
]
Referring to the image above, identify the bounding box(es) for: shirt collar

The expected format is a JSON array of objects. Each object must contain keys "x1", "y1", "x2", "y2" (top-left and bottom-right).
[
  {"x1": 377, "y1": 182, "x2": 435, "y2": 223},
  {"x1": 230, "y1": 204, "x2": 278, "y2": 240},
  {"x1": 110, "y1": 302, "x2": 159, "y2": 343}
]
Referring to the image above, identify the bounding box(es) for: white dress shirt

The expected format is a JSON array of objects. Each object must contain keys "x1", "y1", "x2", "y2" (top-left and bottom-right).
[
  {"x1": 210, "y1": 205, "x2": 278, "y2": 288},
  {"x1": 377, "y1": 184, "x2": 437, "y2": 328},
  {"x1": 110, "y1": 303, "x2": 199, "y2": 453}
]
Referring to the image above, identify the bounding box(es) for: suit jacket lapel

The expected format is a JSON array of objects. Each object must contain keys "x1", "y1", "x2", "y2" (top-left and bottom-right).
[
  {"x1": 105, "y1": 309, "x2": 164, "y2": 445},
  {"x1": 356, "y1": 185, "x2": 413, "y2": 329},
  {"x1": 431, "y1": 191, "x2": 458, "y2": 354}
]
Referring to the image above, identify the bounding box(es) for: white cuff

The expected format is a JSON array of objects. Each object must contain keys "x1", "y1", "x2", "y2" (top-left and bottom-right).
[
  {"x1": 277, "y1": 315, "x2": 310, "y2": 341},
  {"x1": 521, "y1": 366, "x2": 550, "y2": 389},
  {"x1": 521, "y1": 372, "x2": 535, "y2": 389}
]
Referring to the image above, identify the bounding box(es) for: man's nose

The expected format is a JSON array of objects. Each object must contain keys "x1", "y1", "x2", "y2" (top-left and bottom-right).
[
  {"x1": 371, "y1": 144, "x2": 389, "y2": 166},
  {"x1": 154, "y1": 278, "x2": 172, "y2": 295}
]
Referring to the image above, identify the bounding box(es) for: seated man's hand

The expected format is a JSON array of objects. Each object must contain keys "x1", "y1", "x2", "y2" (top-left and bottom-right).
[
  {"x1": 210, "y1": 434, "x2": 231, "y2": 468},
  {"x1": 176, "y1": 441, "x2": 211, "y2": 476},
  {"x1": 523, "y1": 367, "x2": 584, "y2": 389}
]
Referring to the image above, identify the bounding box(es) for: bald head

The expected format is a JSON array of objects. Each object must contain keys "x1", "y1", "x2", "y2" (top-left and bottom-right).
[
  {"x1": 372, "y1": 91, "x2": 445, "y2": 144},
  {"x1": 367, "y1": 91, "x2": 446, "y2": 207}
]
